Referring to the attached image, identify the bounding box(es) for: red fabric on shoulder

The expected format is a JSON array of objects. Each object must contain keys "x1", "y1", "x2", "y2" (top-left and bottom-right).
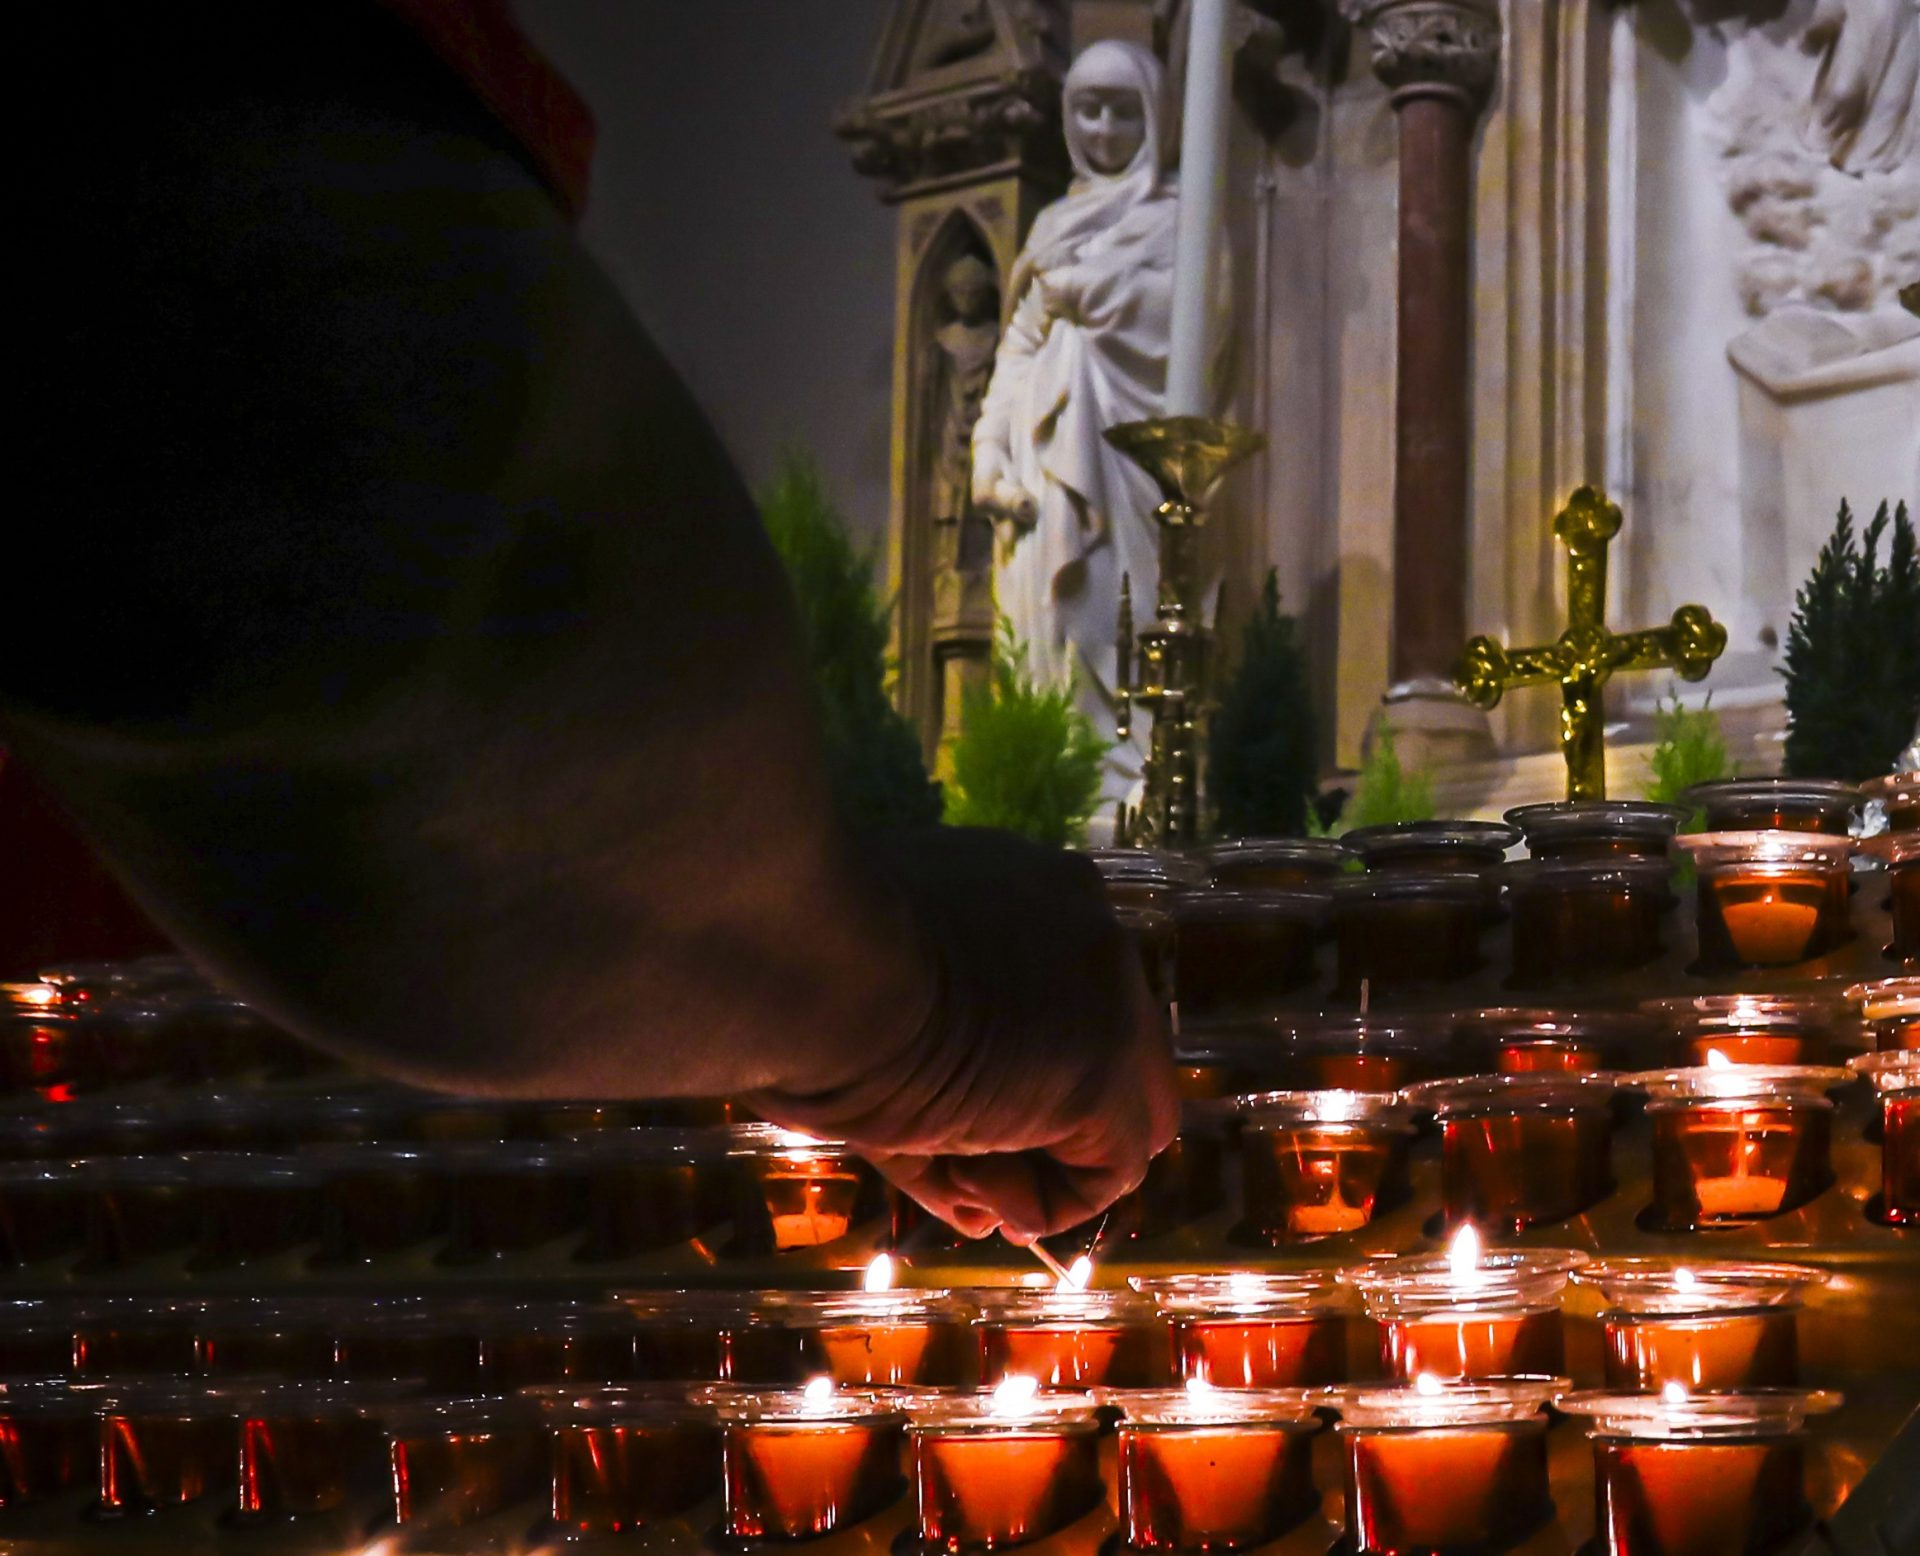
[{"x1": 378, "y1": 0, "x2": 596, "y2": 217}]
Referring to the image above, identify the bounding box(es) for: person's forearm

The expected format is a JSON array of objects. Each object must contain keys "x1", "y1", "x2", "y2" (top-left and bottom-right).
[{"x1": 11, "y1": 30, "x2": 933, "y2": 1099}]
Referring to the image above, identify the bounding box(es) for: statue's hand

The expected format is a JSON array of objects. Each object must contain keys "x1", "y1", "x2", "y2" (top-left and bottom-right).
[{"x1": 1038, "y1": 266, "x2": 1087, "y2": 324}]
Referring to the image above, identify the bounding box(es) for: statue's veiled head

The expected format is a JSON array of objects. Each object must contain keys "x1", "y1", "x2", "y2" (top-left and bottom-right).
[
  {"x1": 943, "y1": 254, "x2": 998, "y2": 323},
  {"x1": 1063, "y1": 40, "x2": 1166, "y2": 183}
]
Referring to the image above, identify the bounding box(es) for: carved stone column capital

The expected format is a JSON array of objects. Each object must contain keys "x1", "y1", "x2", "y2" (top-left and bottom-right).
[{"x1": 1341, "y1": 0, "x2": 1502, "y2": 107}]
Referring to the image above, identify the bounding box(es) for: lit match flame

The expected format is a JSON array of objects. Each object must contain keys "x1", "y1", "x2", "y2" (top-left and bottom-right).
[
  {"x1": 1446, "y1": 1223, "x2": 1483, "y2": 1281},
  {"x1": 1063, "y1": 1255, "x2": 1094, "y2": 1291},
  {"x1": 991, "y1": 1374, "x2": 1040, "y2": 1417},
  {"x1": 801, "y1": 1375, "x2": 836, "y2": 1412},
  {"x1": 1415, "y1": 1372, "x2": 1444, "y2": 1397},
  {"x1": 863, "y1": 1253, "x2": 894, "y2": 1292}
]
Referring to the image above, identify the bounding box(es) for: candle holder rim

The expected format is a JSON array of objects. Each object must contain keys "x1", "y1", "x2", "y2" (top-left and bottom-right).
[
  {"x1": 521, "y1": 1381, "x2": 713, "y2": 1424},
  {"x1": 1844, "y1": 977, "x2": 1919, "y2": 1019},
  {"x1": 1553, "y1": 1386, "x2": 1843, "y2": 1438},
  {"x1": 1625, "y1": 1064, "x2": 1849, "y2": 1103},
  {"x1": 1128, "y1": 1271, "x2": 1350, "y2": 1312},
  {"x1": 724, "y1": 1122, "x2": 853, "y2": 1158},
  {"x1": 690, "y1": 1383, "x2": 906, "y2": 1426},
  {"x1": 969, "y1": 1288, "x2": 1154, "y2": 1322},
  {"x1": 1231, "y1": 1088, "x2": 1415, "y2": 1128},
  {"x1": 1197, "y1": 836, "x2": 1356, "y2": 871},
  {"x1": 0, "y1": 1377, "x2": 94, "y2": 1414},
  {"x1": 1499, "y1": 857, "x2": 1677, "y2": 890},
  {"x1": 1172, "y1": 886, "x2": 1331, "y2": 922},
  {"x1": 1327, "y1": 869, "x2": 1492, "y2": 905},
  {"x1": 1402, "y1": 1072, "x2": 1622, "y2": 1114},
  {"x1": 1861, "y1": 771, "x2": 1920, "y2": 802},
  {"x1": 1453, "y1": 1006, "x2": 1656, "y2": 1046},
  {"x1": 1867, "y1": 830, "x2": 1920, "y2": 864},
  {"x1": 1846, "y1": 1048, "x2": 1920, "y2": 1090},
  {"x1": 1106, "y1": 1386, "x2": 1333, "y2": 1426},
  {"x1": 1640, "y1": 991, "x2": 1846, "y2": 1032},
  {"x1": 379, "y1": 1394, "x2": 544, "y2": 1432},
  {"x1": 1568, "y1": 1257, "x2": 1829, "y2": 1311},
  {"x1": 744, "y1": 1289, "x2": 971, "y2": 1323},
  {"x1": 1675, "y1": 831, "x2": 1856, "y2": 868},
  {"x1": 1341, "y1": 820, "x2": 1523, "y2": 854},
  {"x1": 1333, "y1": 1375, "x2": 1568, "y2": 1429},
  {"x1": 614, "y1": 1289, "x2": 756, "y2": 1325},
  {"x1": 1504, "y1": 799, "x2": 1692, "y2": 834},
  {"x1": 903, "y1": 1389, "x2": 1100, "y2": 1430},
  {"x1": 1084, "y1": 846, "x2": 1211, "y2": 890},
  {"x1": 1338, "y1": 1249, "x2": 1585, "y2": 1313}
]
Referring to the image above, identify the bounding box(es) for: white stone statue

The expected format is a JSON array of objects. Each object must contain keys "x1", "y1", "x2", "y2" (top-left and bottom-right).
[
  {"x1": 1803, "y1": 0, "x2": 1918, "y2": 175},
  {"x1": 970, "y1": 40, "x2": 1179, "y2": 820}
]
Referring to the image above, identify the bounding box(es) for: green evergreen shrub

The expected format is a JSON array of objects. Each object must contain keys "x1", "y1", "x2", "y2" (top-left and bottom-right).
[
  {"x1": 1208, "y1": 570, "x2": 1318, "y2": 838},
  {"x1": 761, "y1": 451, "x2": 942, "y2": 829},
  {"x1": 1337, "y1": 721, "x2": 1435, "y2": 831},
  {"x1": 943, "y1": 621, "x2": 1109, "y2": 847},
  {"x1": 1781, "y1": 500, "x2": 1920, "y2": 781},
  {"x1": 1643, "y1": 692, "x2": 1731, "y2": 832}
]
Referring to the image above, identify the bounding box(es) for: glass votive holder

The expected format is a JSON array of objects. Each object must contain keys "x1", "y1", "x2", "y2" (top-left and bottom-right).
[
  {"x1": 1678, "y1": 832, "x2": 1856, "y2": 969},
  {"x1": 1116, "y1": 1386, "x2": 1325, "y2": 1551},
  {"x1": 308, "y1": 1143, "x2": 452, "y2": 1264},
  {"x1": 579, "y1": 1127, "x2": 726, "y2": 1259},
  {"x1": 1406, "y1": 1073, "x2": 1619, "y2": 1232},
  {"x1": 1453, "y1": 1007, "x2": 1652, "y2": 1075},
  {"x1": 0, "y1": 1300, "x2": 78, "y2": 1377},
  {"x1": 528, "y1": 1384, "x2": 719, "y2": 1536},
  {"x1": 385, "y1": 1395, "x2": 544, "y2": 1530},
  {"x1": 1342, "y1": 1249, "x2": 1584, "y2": 1381},
  {"x1": 1863, "y1": 770, "x2": 1920, "y2": 833},
  {"x1": 1342, "y1": 821, "x2": 1521, "y2": 874},
  {"x1": 0, "y1": 988, "x2": 106, "y2": 1102},
  {"x1": 748, "y1": 1290, "x2": 975, "y2": 1387},
  {"x1": 1849, "y1": 1049, "x2": 1920, "y2": 1225},
  {"x1": 1848, "y1": 977, "x2": 1919, "y2": 1051},
  {"x1": 1200, "y1": 836, "x2": 1355, "y2": 889},
  {"x1": 908, "y1": 1388, "x2": 1103, "y2": 1551},
  {"x1": 1505, "y1": 800, "x2": 1689, "y2": 862},
  {"x1": 1887, "y1": 834, "x2": 1918, "y2": 964},
  {"x1": 185, "y1": 1151, "x2": 325, "y2": 1269},
  {"x1": 480, "y1": 1301, "x2": 640, "y2": 1391},
  {"x1": 617, "y1": 1291, "x2": 745, "y2": 1382},
  {"x1": 974, "y1": 1288, "x2": 1161, "y2": 1388},
  {"x1": 1556, "y1": 1387, "x2": 1841, "y2": 1556},
  {"x1": 228, "y1": 1379, "x2": 406, "y2": 1522},
  {"x1": 1641, "y1": 992, "x2": 1839, "y2": 1068},
  {"x1": 1568, "y1": 1259, "x2": 1829, "y2": 1390},
  {"x1": 1688, "y1": 777, "x2": 1861, "y2": 835},
  {"x1": 1330, "y1": 872, "x2": 1487, "y2": 995},
  {"x1": 71, "y1": 1297, "x2": 200, "y2": 1377},
  {"x1": 1234, "y1": 1090, "x2": 1415, "y2": 1243},
  {"x1": 1337, "y1": 1377, "x2": 1562, "y2": 1556},
  {"x1": 1115, "y1": 904, "x2": 1177, "y2": 1011},
  {"x1": 1502, "y1": 860, "x2": 1673, "y2": 987},
  {"x1": 0, "y1": 1158, "x2": 95, "y2": 1269},
  {"x1": 1630, "y1": 1065, "x2": 1848, "y2": 1229},
  {"x1": 1132, "y1": 1272, "x2": 1350, "y2": 1387},
  {"x1": 440, "y1": 1141, "x2": 591, "y2": 1264},
  {"x1": 1087, "y1": 847, "x2": 1208, "y2": 913},
  {"x1": 706, "y1": 1383, "x2": 904, "y2": 1540},
  {"x1": 92, "y1": 1379, "x2": 238, "y2": 1514},
  {"x1": 192, "y1": 1297, "x2": 337, "y2": 1378},
  {"x1": 727, "y1": 1125, "x2": 871, "y2": 1254},
  {"x1": 332, "y1": 1300, "x2": 487, "y2": 1392},
  {"x1": 1281, "y1": 1013, "x2": 1443, "y2": 1092},
  {"x1": 1173, "y1": 889, "x2": 1327, "y2": 1017},
  {"x1": 0, "y1": 1379, "x2": 94, "y2": 1507}
]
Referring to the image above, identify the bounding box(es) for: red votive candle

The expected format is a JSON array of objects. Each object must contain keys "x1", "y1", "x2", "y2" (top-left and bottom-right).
[
  {"x1": 1339, "y1": 1377, "x2": 1562, "y2": 1555},
  {"x1": 71, "y1": 1297, "x2": 199, "y2": 1378},
  {"x1": 1408, "y1": 1074, "x2": 1619, "y2": 1232},
  {"x1": 193, "y1": 1297, "x2": 337, "y2": 1379},
  {"x1": 309, "y1": 1143, "x2": 451, "y2": 1264},
  {"x1": 1887, "y1": 837, "x2": 1918, "y2": 964},
  {"x1": 479, "y1": 1301, "x2": 640, "y2": 1390},
  {"x1": 1678, "y1": 832, "x2": 1855, "y2": 969},
  {"x1": 750, "y1": 1290, "x2": 975, "y2": 1387},
  {"x1": 1235, "y1": 1090, "x2": 1414, "y2": 1243},
  {"x1": 1342, "y1": 821, "x2": 1521, "y2": 874},
  {"x1": 0, "y1": 1301, "x2": 78, "y2": 1377},
  {"x1": 440, "y1": 1142, "x2": 591, "y2": 1264},
  {"x1": 1201, "y1": 836, "x2": 1356, "y2": 889},
  {"x1": 1172, "y1": 889, "x2": 1327, "y2": 1017},
  {"x1": 1849, "y1": 977, "x2": 1919, "y2": 1051},
  {"x1": 1343, "y1": 1243, "x2": 1583, "y2": 1381},
  {"x1": 1455, "y1": 1008, "x2": 1652, "y2": 1076},
  {"x1": 909, "y1": 1386, "x2": 1102, "y2": 1551},
  {"x1": 1118, "y1": 1385, "x2": 1324, "y2": 1550},
  {"x1": 1134, "y1": 1272, "x2": 1350, "y2": 1387},
  {"x1": 1643, "y1": 993, "x2": 1838, "y2": 1069},
  {"x1": 1570, "y1": 1259, "x2": 1827, "y2": 1390},
  {"x1": 528, "y1": 1385, "x2": 719, "y2": 1535},
  {"x1": 93, "y1": 1380, "x2": 237, "y2": 1514},
  {"x1": 728, "y1": 1125, "x2": 871, "y2": 1253},
  {"x1": 1631, "y1": 1065, "x2": 1846, "y2": 1229},
  {"x1": 229, "y1": 1380, "x2": 402, "y2": 1522},
  {"x1": 1558, "y1": 1387, "x2": 1840, "y2": 1556},
  {"x1": 1330, "y1": 872, "x2": 1487, "y2": 996},
  {"x1": 1850, "y1": 1050, "x2": 1920, "y2": 1225},
  {"x1": 1504, "y1": 860, "x2": 1673, "y2": 987},
  {"x1": 0, "y1": 1380, "x2": 93, "y2": 1507},
  {"x1": 975, "y1": 1288, "x2": 1160, "y2": 1387},
  {"x1": 1505, "y1": 800, "x2": 1688, "y2": 862},
  {"x1": 1687, "y1": 778, "x2": 1860, "y2": 836},
  {"x1": 333, "y1": 1300, "x2": 487, "y2": 1392},
  {"x1": 617, "y1": 1291, "x2": 743, "y2": 1382},
  {"x1": 708, "y1": 1383, "x2": 904, "y2": 1540},
  {"x1": 386, "y1": 1396, "x2": 543, "y2": 1529},
  {"x1": 580, "y1": 1127, "x2": 726, "y2": 1259}
]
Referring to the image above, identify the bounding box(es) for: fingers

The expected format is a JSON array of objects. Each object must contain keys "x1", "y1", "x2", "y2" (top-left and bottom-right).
[{"x1": 865, "y1": 1152, "x2": 1002, "y2": 1242}]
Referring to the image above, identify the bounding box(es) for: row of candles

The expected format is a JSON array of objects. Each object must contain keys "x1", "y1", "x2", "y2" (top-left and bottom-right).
[
  {"x1": 1101, "y1": 776, "x2": 1918, "y2": 1013},
  {"x1": 0, "y1": 1236, "x2": 1848, "y2": 1553}
]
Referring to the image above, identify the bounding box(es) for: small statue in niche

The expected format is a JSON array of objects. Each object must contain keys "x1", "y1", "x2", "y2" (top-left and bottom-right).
[
  {"x1": 970, "y1": 40, "x2": 1179, "y2": 818},
  {"x1": 929, "y1": 253, "x2": 1001, "y2": 576}
]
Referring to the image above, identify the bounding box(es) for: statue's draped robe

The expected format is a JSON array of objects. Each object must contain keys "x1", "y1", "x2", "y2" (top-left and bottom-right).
[{"x1": 973, "y1": 41, "x2": 1177, "y2": 816}]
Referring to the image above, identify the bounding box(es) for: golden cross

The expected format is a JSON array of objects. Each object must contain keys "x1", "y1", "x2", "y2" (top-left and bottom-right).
[{"x1": 1455, "y1": 487, "x2": 1728, "y2": 801}]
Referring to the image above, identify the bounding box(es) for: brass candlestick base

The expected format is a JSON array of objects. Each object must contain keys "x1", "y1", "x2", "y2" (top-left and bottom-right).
[{"x1": 1105, "y1": 416, "x2": 1267, "y2": 848}]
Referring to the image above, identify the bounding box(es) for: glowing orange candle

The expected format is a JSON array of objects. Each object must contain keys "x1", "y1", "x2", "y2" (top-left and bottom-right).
[
  {"x1": 1234, "y1": 1088, "x2": 1413, "y2": 1244},
  {"x1": 709, "y1": 1380, "x2": 904, "y2": 1540},
  {"x1": 1679, "y1": 832, "x2": 1854, "y2": 970},
  {"x1": 0, "y1": 1381, "x2": 93, "y2": 1508},
  {"x1": 909, "y1": 1383, "x2": 1102, "y2": 1551},
  {"x1": 728, "y1": 1126, "x2": 869, "y2": 1253},
  {"x1": 1134, "y1": 1273, "x2": 1349, "y2": 1388},
  {"x1": 751, "y1": 1276, "x2": 975, "y2": 1388},
  {"x1": 1571, "y1": 1260, "x2": 1827, "y2": 1391},
  {"x1": 527, "y1": 1385, "x2": 719, "y2": 1535},
  {"x1": 1407, "y1": 1073, "x2": 1618, "y2": 1233},
  {"x1": 975, "y1": 1289, "x2": 1159, "y2": 1388},
  {"x1": 384, "y1": 1396, "x2": 544, "y2": 1529},
  {"x1": 1850, "y1": 1050, "x2": 1920, "y2": 1225}
]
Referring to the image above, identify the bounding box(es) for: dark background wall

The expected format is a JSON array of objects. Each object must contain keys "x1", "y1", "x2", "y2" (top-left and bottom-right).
[{"x1": 517, "y1": 2, "x2": 898, "y2": 544}]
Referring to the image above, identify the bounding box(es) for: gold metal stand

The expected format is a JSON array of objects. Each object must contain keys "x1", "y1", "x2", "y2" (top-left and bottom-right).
[
  {"x1": 1104, "y1": 416, "x2": 1267, "y2": 847},
  {"x1": 1455, "y1": 487, "x2": 1728, "y2": 802}
]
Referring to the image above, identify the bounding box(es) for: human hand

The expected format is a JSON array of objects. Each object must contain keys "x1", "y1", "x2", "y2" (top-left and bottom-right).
[{"x1": 744, "y1": 827, "x2": 1178, "y2": 1244}]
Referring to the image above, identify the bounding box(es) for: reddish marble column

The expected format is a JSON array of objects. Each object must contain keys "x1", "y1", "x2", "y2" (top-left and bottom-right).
[{"x1": 1346, "y1": 0, "x2": 1502, "y2": 692}]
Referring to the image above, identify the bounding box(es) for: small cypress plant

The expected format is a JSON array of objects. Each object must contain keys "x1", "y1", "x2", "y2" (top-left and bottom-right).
[
  {"x1": 1337, "y1": 721, "x2": 1435, "y2": 831},
  {"x1": 942, "y1": 621, "x2": 1109, "y2": 847},
  {"x1": 1643, "y1": 692, "x2": 1731, "y2": 833},
  {"x1": 1781, "y1": 500, "x2": 1920, "y2": 781},
  {"x1": 761, "y1": 451, "x2": 942, "y2": 830},
  {"x1": 1208, "y1": 570, "x2": 1319, "y2": 838}
]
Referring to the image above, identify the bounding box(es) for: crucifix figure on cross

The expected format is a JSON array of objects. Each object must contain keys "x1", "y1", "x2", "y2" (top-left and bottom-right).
[{"x1": 1455, "y1": 487, "x2": 1729, "y2": 801}]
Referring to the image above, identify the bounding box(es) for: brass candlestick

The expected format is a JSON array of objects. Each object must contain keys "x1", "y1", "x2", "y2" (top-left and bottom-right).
[{"x1": 1105, "y1": 415, "x2": 1267, "y2": 847}]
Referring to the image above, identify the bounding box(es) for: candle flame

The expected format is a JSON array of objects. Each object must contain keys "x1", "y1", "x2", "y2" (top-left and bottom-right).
[
  {"x1": 863, "y1": 1253, "x2": 894, "y2": 1292},
  {"x1": 1415, "y1": 1372, "x2": 1444, "y2": 1397},
  {"x1": 1446, "y1": 1223, "x2": 1483, "y2": 1280},
  {"x1": 17, "y1": 984, "x2": 56, "y2": 1007},
  {"x1": 991, "y1": 1374, "x2": 1040, "y2": 1417},
  {"x1": 1185, "y1": 1374, "x2": 1216, "y2": 1400},
  {"x1": 1673, "y1": 1266, "x2": 1698, "y2": 1290},
  {"x1": 1227, "y1": 1271, "x2": 1264, "y2": 1298},
  {"x1": 1705, "y1": 1048, "x2": 1733, "y2": 1071},
  {"x1": 1063, "y1": 1255, "x2": 1094, "y2": 1291},
  {"x1": 1662, "y1": 1381, "x2": 1689, "y2": 1406},
  {"x1": 801, "y1": 1375, "x2": 836, "y2": 1411}
]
